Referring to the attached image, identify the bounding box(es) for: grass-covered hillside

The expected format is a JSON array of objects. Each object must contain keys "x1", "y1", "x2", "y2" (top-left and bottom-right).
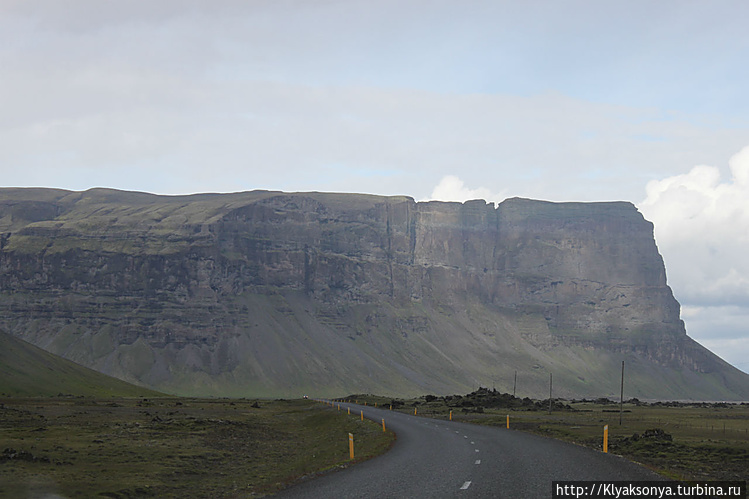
[{"x1": 0, "y1": 332, "x2": 162, "y2": 397}]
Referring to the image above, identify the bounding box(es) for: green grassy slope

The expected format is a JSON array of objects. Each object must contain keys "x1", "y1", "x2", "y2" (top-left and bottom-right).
[{"x1": 0, "y1": 332, "x2": 163, "y2": 397}]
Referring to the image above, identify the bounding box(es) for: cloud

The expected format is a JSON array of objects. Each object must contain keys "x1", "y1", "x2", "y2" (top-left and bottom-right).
[
  {"x1": 3, "y1": 1, "x2": 749, "y2": 200},
  {"x1": 428, "y1": 175, "x2": 505, "y2": 204},
  {"x1": 639, "y1": 146, "x2": 749, "y2": 304},
  {"x1": 639, "y1": 146, "x2": 749, "y2": 372},
  {"x1": 4, "y1": 69, "x2": 749, "y2": 200}
]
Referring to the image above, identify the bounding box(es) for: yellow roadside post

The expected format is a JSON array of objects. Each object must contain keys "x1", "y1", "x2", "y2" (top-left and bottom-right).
[
  {"x1": 449, "y1": 410, "x2": 452, "y2": 421},
  {"x1": 338, "y1": 404, "x2": 340, "y2": 411},
  {"x1": 348, "y1": 407, "x2": 350, "y2": 415},
  {"x1": 390, "y1": 405, "x2": 392, "y2": 411},
  {"x1": 349, "y1": 433, "x2": 354, "y2": 460},
  {"x1": 414, "y1": 407, "x2": 417, "y2": 416},
  {"x1": 382, "y1": 418, "x2": 386, "y2": 432},
  {"x1": 361, "y1": 410, "x2": 363, "y2": 421},
  {"x1": 375, "y1": 402, "x2": 377, "y2": 408},
  {"x1": 506, "y1": 415, "x2": 510, "y2": 429},
  {"x1": 603, "y1": 425, "x2": 609, "y2": 453}
]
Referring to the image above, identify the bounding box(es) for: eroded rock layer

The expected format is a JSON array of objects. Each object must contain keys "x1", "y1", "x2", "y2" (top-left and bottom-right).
[{"x1": 1, "y1": 188, "x2": 747, "y2": 399}]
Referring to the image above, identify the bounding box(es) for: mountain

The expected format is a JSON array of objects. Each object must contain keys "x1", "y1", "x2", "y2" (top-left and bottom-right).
[
  {"x1": 0, "y1": 331, "x2": 162, "y2": 397},
  {"x1": 1, "y1": 187, "x2": 747, "y2": 400}
]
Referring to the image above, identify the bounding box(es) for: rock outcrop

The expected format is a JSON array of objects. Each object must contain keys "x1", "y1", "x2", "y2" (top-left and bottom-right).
[{"x1": 1, "y1": 188, "x2": 747, "y2": 399}]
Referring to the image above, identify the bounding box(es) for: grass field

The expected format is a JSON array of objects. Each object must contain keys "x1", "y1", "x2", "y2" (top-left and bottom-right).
[
  {"x1": 343, "y1": 390, "x2": 749, "y2": 484},
  {"x1": 2, "y1": 391, "x2": 746, "y2": 497},
  {"x1": 0, "y1": 397, "x2": 394, "y2": 498}
]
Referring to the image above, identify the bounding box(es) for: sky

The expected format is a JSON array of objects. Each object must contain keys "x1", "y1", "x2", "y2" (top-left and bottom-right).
[{"x1": 2, "y1": 0, "x2": 748, "y2": 374}]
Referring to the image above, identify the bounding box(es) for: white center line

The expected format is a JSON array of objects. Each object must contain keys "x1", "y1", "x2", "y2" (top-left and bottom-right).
[
  {"x1": 464, "y1": 435, "x2": 467, "y2": 438},
  {"x1": 471, "y1": 441, "x2": 474, "y2": 444},
  {"x1": 475, "y1": 459, "x2": 481, "y2": 465},
  {"x1": 475, "y1": 449, "x2": 480, "y2": 452},
  {"x1": 460, "y1": 481, "x2": 472, "y2": 490}
]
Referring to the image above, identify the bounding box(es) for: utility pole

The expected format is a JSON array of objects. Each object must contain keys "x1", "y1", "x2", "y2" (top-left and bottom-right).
[
  {"x1": 513, "y1": 370, "x2": 517, "y2": 397},
  {"x1": 548, "y1": 373, "x2": 553, "y2": 414},
  {"x1": 619, "y1": 360, "x2": 625, "y2": 425}
]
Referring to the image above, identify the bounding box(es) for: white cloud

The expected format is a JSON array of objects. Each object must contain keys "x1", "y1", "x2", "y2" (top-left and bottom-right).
[
  {"x1": 428, "y1": 175, "x2": 505, "y2": 204},
  {"x1": 639, "y1": 146, "x2": 749, "y2": 371},
  {"x1": 639, "y1": 146, "x2": 749, "y2": 304}
]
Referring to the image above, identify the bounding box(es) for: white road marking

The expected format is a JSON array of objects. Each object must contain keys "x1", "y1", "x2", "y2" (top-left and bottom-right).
[
  {"x1": 475, "y1": 449, "x2": 480, "y2": 452},
  {"x1": 471, "y1": 441, "x2": 474, "y2": 444},
  {"x1": 460, "y1": 481, "x2": 472, "y2": 490},
  {"x1": 475, "y1": 459, "x2": 481, "y2": 465},
  {"x1": 464, "y1": 435, "x2": 467, "y2": 438}
]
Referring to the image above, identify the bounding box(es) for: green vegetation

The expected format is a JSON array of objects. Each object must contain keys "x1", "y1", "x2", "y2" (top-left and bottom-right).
[
  {"x1": 345, "y1": 389, "x2": 749, "y2": 483},
  {"x1": 0, "y1": 398, "x2": 394, "y2": 498},
  {"x1": 0, "y1": 332, "x2": 162, "y2": 398},
  {"x1": 0, "y1": 332, "x2": 393, "y2": 497}
]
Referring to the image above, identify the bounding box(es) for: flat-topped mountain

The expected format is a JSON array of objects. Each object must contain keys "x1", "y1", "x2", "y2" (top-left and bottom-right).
[{"x1": 1, "y1": 188, "x2": 747, "y2": 399}]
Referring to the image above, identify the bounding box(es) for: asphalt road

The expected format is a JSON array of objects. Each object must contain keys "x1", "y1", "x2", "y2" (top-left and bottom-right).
[{"x1": 275, "y1": 402, "x2": 662, "y2": 498}]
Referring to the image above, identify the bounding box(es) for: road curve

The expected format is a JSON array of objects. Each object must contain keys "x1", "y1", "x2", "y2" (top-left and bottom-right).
[{"x1": 274, "y1": 402, "x2": 661, "y2": 498}]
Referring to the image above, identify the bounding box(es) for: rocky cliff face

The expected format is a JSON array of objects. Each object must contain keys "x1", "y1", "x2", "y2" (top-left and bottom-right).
[{"x1": 1, "y1": 188, "x2": 747, "y2": 400}]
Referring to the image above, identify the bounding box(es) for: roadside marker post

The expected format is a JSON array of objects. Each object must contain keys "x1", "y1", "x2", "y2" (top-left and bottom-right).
[
  {"x1": 506, "y1": 415, "x2": 509, "y2": 429},
  {"x1": 349, "y1": 433, "x2": 354, "y2": 460},
  {"x1": 619, "y1": 360, "x2": 625, "y2": 426},
  {"x1": 348, "y1": 407, "x2": 350, "y2": 415},
  {"x1": 382, "y1": 419, "x2": 386, "y2": 432},
  {"x1": 449, "y1": 410, "x2": 452, "y2": 421},
  {"x1": 603, "y1": 425, "x2": 609, "y2": 453},
  {"x1": 361, "y1": 410, "x2": 363, "y2": 421},
  {"x1": 414, "y1": 407, "x2": 417, "y2": 416}
]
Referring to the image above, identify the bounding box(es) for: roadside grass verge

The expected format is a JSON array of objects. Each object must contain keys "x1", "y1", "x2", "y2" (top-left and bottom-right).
[
  {"x1": 0, "y1": 397, "x2": 394, "y2": 498},
  {"x1": 343, "y1": 391, "x2": 749, "y2": 484}
]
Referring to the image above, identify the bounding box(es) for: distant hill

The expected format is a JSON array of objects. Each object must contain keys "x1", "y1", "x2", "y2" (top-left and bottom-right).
[
  {"x1": 0, "y1": 331, "x2": 162, "y2": 397},
  {"x1": 1, "y1": 187, "x2": 748, "y2": 400}
]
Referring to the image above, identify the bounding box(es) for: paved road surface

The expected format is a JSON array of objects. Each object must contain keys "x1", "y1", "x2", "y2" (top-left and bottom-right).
[{"x1": 275, "y1": 402, "x2": 661, "y2": 498}]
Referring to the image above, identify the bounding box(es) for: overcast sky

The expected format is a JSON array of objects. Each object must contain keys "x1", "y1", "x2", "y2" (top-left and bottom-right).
[{"x1": 2, "y1": 0, "x2": 748, "y2": 374}]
